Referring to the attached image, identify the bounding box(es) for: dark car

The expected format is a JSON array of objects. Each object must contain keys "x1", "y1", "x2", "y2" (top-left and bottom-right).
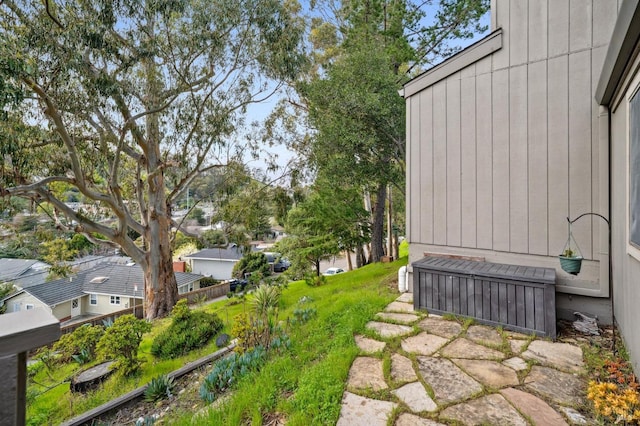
[
  {"x1": 264, "y1": 252, "x2": 290, "y2": 272},
  {"x1": 229, "y1": 279, "x2": 248, "y2": 292}
]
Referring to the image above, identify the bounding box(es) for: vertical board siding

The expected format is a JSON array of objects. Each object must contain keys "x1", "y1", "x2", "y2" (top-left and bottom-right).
[
  {"x1": 492, "y1": 0, "x2": 510, "y2": 70},
  {"x1": 569, "y1": 0, "x2": 592, "y2": 52},
  {"x1": 509, "y1": 65, "x2": 529, "y2": 253},
  {"x1": 476, "y1": 71, "x2": 493, "y2": 249},
  {"x1": 547, "y1": 55, "x2": 570, "y2": 256},
  {"x1": 593, "y1": 0, "x2": 618, "y2": 46},
  {"x1": 492, "y1": 68, "x2": 510, "y2": 252},
  {"x1": 510, "y1": 0, "x2": 528, "y2": 66},
  {"x1": 548, "y1": 0, "x2": 570, "y2": 57},
  {"x1": 461, "y1": 74, "x2": 477, "y2": 248},
  {"x1": 528, "y1": 0, "x2": 548, "y2": 62},
  {"x1": 528, "y1": 60, "x2": 549, "y2": 255},
  {"x1": 569, "y1": 50, "x2": 593, "y2": 259},
  {"x1": 446, "y1": 75, "x2": 462, "y2": 246},
  {"x1": 419, "y1": 90, "x2": 434, "y2": 244},
  {"x1": 433, "y1": 82, "x2": 448, "y2": 245},
  {"x1": 408, "y1": 96, "x2": 417, "y2": 243}
]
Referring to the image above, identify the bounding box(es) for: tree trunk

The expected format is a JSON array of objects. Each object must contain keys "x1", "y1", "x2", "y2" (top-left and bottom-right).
[
  {"x1": 369, "y1": 183, "x2": 387, "y2": 262},
  {"x1": 144, "y1": 214, "x2": 178, "y2": 319},
  {"x1": 346, "y1": 250, "x2": 353, "y2": 271}
]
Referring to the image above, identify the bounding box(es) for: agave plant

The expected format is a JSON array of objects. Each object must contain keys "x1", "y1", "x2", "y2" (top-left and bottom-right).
[{"x1": 144, "y1": 374, "x2": 175, "y2": 402}]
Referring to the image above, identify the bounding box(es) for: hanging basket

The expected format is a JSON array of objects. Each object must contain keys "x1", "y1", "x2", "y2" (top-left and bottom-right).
[{"x1": 558, "y1": 254, "x2": 583, "y2": 275}]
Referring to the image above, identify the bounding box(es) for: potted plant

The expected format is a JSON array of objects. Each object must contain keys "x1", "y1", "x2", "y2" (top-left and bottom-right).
[{"x1": 558, "y1": 248, "x2": 583, "y2": 275}]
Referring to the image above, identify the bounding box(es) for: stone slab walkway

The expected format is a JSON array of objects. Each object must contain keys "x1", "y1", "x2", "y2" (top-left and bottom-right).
[{"x1": 338, "y1": 294, "x2": 592, "y2": 425}]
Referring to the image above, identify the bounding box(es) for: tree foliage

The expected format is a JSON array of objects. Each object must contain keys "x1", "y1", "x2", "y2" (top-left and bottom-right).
[
  {"x1": 0, "y1": 0, "x2": 305, "y2": 318},
  {"x1": 232, "y1": 251, "x2": 271, "y2": 280}
]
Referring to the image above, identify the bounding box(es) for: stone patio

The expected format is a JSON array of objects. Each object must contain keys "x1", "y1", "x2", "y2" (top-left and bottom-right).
[{"x1": 338, "y1": 294, "x2": 591, "y2": 425}]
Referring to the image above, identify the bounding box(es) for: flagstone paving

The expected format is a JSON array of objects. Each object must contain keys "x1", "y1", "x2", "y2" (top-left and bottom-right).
[{"x1": 337, "y1": 294, "x2": 593, "y2": 426}]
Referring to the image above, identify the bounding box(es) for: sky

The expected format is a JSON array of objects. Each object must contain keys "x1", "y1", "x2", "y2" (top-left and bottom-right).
[{"x1": 242, "y1": 3, "x2": 492, "y2": 181}]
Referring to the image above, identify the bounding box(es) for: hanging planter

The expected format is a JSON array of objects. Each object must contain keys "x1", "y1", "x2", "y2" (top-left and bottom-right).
[
  {"x1": 559, "y1": 219, "x2": 584, "y2": 275},
  {"x1": 558, "y1": 249, "x2": 583, "y2": 275}
]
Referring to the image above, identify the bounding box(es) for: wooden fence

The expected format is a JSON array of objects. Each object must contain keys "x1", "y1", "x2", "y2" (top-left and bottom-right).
[{"x1": 61, "y1": 282, "x2": 230, "y2": 335}]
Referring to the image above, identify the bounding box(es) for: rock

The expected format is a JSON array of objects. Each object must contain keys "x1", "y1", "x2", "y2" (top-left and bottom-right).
[
  {"x1": 502, "y1": 357, "x2": 528, "y2": 372},
  {"x1": 394, "y1": 413, "x2": 446, "y2": 426},
  {"x1": 509, "y1": 339, "x2": 528, "y2": 354},
  {"x1": 418, "y1": 317, "x2": 462, "y2": 338},
  {"x1": 376, "y1": 312, "x2": 420, "y2": 324},
  {"x1": 355, "y1": 335, "x2": 386, "y2": 353},
  {"x1": 524, "y1": 366, "x2": 585, "y2": 406},
  {"x1": 416, "y1": 357, "x2": 483, "y2": 404},
  {"x1": 401, "y1": 332, "x2": 448, "y2": 355},
  {"x1": 392, "y1": 382, "x2": 437, "y2": 412},
  {"x1": 396, "y1": 293, "x2": 414, "y2": 303},
  {"x1": 500, "y1": 387, "x2": 568, "y2": 426},
  {"x1": 558, "y1": 406, "x2": 589, "y2": 425},
  {"x1": 452, "y1": 359, "x2": 519, "y2": 388},
  {"x1": 390, "y1": 353, "x2": 417, "y2": 382},
  {"x1": 466, "y1": 325, "x2": 504, "y2": 347},
  {"x1": 385, "y1": 301, "x2": 414, "y2": 313},
  {"x1": 440, "y1": 394, "x2": 528, "y2": 426},
  {"x1": 440, "y1": 338, "x2": 505, "y2": 360},
  {"x1": 522, "y1": 340, "x2": 584, "y2": 373},
  {"x1": 215, "y1": 333, "x2": 230, "y2": 347},
  {"x1": 336, "y1": 392, "x2": 397, "y2": 426},
  {"x1": 347, "y1": 357, "x2": 387, "y2": 391},
  {"x1": 366, "y1": 321, "x2": 413, "y2": 338}
]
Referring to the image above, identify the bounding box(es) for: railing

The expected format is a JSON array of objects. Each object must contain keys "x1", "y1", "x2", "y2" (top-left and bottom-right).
[
  {"x1": 178, "y1": 281, "x2": 230, "y2": 304},
  {"x1": 0, "y1": 309, "x2": 60, "y2": 426}
]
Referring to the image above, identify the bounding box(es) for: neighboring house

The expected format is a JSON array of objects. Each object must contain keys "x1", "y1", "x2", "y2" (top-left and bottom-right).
[
  {"x1": 0, "y1": 258, "x2": 50, "y2": 289},
  {"x1": 1, "y1": 263, "x2": 202, "y2": 321},
  {"x1": 184, "y1": 245, "x2": 248, "y2": 280},
  {"x1": 403, "y1": 0, "x2": 640, "y2": 374}
]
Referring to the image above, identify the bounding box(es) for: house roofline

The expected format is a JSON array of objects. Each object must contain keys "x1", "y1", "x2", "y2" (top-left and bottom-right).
[
  {"x1": 596, "y1": 0, "x2": 640, "y2": 105},
  {"x1": 401, "y1": 28, "x2": 503, "y2": 99}
]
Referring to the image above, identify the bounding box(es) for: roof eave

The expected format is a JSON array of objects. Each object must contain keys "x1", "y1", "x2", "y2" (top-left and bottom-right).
[
  {"x1": 401, "y1": 28, "x2": 503, "y2": 99},
  {"x1": 596, "y1": 0, "x2": 640, "y2": 105}
]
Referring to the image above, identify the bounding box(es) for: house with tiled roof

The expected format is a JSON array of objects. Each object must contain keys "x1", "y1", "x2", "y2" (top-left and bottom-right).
[
  {"x1": 184, "y1": 244, "x2": 251, "y2": 280},
  {"x1": 1, "y1": 263, "x2": 203, "y2": 322}
]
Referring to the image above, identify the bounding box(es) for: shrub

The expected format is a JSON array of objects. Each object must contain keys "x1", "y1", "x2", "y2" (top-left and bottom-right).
[
  {"x1": 144, "y1": 374, "x2": 175, "y2": 402},
  {"x1": 252, "y1": 284, "x2": 281, "y2": 317},
  {"x1": 199, "y1": 276, "x2": 218, "y2": 288},
  {"x1": 150, "y1": 300, "x2": 223, "y2": 359},
  {"x1": 96, "y1": 314, "x2": 151, "y2": 374},
  {"x1": 53, "y1": 324, "x2": 104, "y2": 363}
]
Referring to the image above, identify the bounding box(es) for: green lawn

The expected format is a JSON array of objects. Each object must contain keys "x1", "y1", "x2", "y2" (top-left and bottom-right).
[{"x1": 27, "y1": 247, "x2": 407, "y2": 425}]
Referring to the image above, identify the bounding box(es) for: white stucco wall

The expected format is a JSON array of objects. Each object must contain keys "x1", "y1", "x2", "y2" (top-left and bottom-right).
[{"x1": 190, "y1": 259, "x2": 237, "y2": 280}]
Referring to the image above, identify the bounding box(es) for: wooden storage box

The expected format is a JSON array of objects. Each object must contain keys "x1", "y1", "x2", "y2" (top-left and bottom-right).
[{"x1": 412, "y1": 257, "x2": 557, "y2": 338}]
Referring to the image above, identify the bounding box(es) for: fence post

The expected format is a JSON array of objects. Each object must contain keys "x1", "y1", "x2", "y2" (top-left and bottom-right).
[{"x1": 0, "y1": 309, "x2": 60, "y2": 426}]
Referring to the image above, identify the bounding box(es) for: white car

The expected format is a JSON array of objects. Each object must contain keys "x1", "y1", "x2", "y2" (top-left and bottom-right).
[{"x1": 323, "y1": 267, "x2": 345, "y2": 276}]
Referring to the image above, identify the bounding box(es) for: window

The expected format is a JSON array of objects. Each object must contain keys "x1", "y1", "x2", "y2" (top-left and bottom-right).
[
  {"x1": 25, "y1": 304, "x2": 34, "y2": 310},
  {"x1": 629, "y1": 83, "x2": 640, "y2": 260},
  {"x1": 72, "y1": 299, "x2": 78, "y2": 309},
  {"x1": 13, "y1": 303, "x2": 20, "y2": 312},
  {"x1": 90, "y1": 294, "x2": 97, "y2": 306},
  {"x1": 110, "y1": 296, "x2": 121, "y2": 305}
]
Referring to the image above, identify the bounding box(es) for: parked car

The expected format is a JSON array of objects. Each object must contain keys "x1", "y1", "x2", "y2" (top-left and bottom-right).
[
  {"x1": 229, "y1": 279, "x2": 248, "y2": 292},
  {"x1": 323, "y1": 267, "x2": 344, "y2": 276},
  {"x1": 264, "y1": 252, "x2": 290, "y2": 272}
]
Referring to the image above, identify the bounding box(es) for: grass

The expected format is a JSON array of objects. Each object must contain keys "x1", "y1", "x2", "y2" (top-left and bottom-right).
[{"x1": 27, "y1": 251, "x2": 406, "y2": 425}]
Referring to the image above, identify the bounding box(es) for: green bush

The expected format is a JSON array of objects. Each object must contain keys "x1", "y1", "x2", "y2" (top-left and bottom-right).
[
  {"x1": 96, "y1": 315, "x2": 151, "y2": 375},
  {"x1": 53, "y1": 324, "x2": 104, "y2": 364},
  {"x1": 150, "y1": 300, "x2": 223, "y2": 359}
]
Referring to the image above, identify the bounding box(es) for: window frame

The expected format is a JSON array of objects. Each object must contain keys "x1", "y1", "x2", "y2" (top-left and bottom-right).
[
  {"x1": 627, "y1": 74, "x2": 640, "y2": 261},
  {"x1": 110, "y1": 295, "x2": 121, "y2": 305},
  {"x1": 90, "y1": 294, "x2": 98, "y2": 306}
]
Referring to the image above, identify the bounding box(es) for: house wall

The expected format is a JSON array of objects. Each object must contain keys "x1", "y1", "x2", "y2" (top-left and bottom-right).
[
  {"x1": 191, "y1": 259, "x2": 237, "y2": 280},
  {"x1": 406, "y1": 0, "x2": 619, "y2": 310},
  {"x1": 607, "y1": 52, "x2": 640, "y2": 375},
  {"x1": 4, "y1": 293, "x2": 48, "y2": 314},
  {"x1": 84, "y1": 293, "x2": 134, "y2": 316},
  {"x1": 52, "y1": 300, "x2": 71, "y2": 320}
]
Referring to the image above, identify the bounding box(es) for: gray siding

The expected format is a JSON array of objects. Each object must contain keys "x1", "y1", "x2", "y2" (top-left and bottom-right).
[{"x1": 406, "y1": 0, "x2": 618, "y2": 295}]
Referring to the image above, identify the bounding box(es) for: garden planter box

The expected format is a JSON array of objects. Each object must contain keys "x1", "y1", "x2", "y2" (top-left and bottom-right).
[{"x1": 412, "y1": 257, "x2": 557, "y2": 338}]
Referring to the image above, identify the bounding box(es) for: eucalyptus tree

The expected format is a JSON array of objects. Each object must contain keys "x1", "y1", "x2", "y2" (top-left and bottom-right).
[{"x1": 0, "y1": 0, "x2": 305, "y2": 318}]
